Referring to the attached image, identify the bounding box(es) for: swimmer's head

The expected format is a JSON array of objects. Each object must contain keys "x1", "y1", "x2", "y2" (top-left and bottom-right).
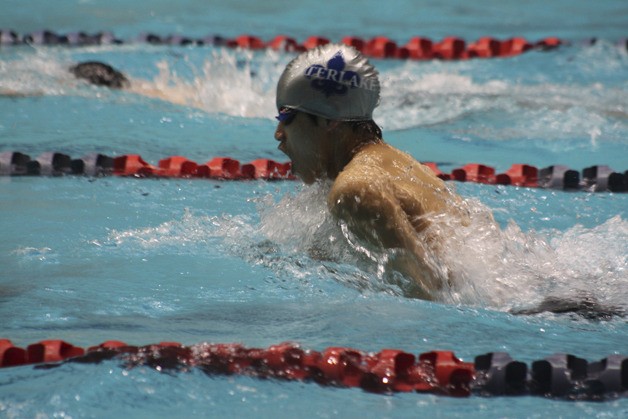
[
  {"x1": 276, "y1": 44, "x2": 380, "y2": 121},
  {"x1": 70, "y1": 61, "x2": 130, "y2": 89}
]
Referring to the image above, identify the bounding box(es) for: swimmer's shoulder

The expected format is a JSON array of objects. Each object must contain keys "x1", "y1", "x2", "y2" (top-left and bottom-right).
[
  {"x1": 328, "y1": 150, "x2": 390, "y2": 216},
  {"x1": 328, "y1": 166, "x2": 383, "y2": 212},
  {"x1": 350, "y1": 142, "x2": 447, "y2": 189},
  {"x1": 338, "y1": 142, "x2": 466, "y2": 219},
  {"x1": 331, "y1": 142, "x2": 437, "y2": 204}
]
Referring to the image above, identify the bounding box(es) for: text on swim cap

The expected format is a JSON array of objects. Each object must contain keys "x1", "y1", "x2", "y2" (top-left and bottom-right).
[{"x1": 304, "y1": 51, "x2": 377, "y2": 97}]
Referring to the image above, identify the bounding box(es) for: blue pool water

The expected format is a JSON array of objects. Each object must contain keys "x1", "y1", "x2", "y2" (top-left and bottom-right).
[{"x1": 1, "y1": 0, "x2": 627, "y2": 417}]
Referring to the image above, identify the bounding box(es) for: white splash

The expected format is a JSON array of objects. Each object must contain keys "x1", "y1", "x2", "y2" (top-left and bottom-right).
[
  {"x1": 105, "y1": 207, "x2": 256, "y2": 252},
  {"x1": 105, "y1": 184, "x2": 627, "y2": 314},
  {"x1": 378, "y1": 66, "x2": 627, "y2": 144},
  {"x1": 128, "y1": 48, "x2": 281, "y2": 118},
  {"x1": 0, "y1": 50, "x2": 77, "y2": 96},
  {"x1": 2, "y1": 46, "x2": 626, "y2": 145}
]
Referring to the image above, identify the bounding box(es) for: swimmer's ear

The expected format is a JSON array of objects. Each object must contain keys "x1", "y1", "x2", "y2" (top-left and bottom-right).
[{"x1": 70, "y1": 61, "x2": 130, "y2": 89}]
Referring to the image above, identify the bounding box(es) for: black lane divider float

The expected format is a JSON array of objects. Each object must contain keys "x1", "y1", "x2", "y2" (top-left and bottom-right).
[
  {"x1": 1, "y1": 151, "x2": 626, "y2": 192},
  {"x1": 2, "y1": 29, "x2": 626, "y2": 60},
  {"x1": 0, "y1": 339, "x2": 626, "y2": 400}
]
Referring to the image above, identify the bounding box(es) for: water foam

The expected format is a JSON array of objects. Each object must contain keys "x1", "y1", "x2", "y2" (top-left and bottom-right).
[
  {"x1": 104, "y1": 207, "x2": 256, "y2": 255},
  {"x1": 0, "y1": 50, "x2": 77, "y2": 97},
  {"x1": 122, "y1": 51, "x2": 628, "y2": 148},
  {"x1": 3, "y1": 46, "x2": 626, "y2": 147},
  {"x1": 378, "y1": 65, "x2": 628, "y2": 146},
  {"x1": 0, "y1": 47, "x2": 285, "y2": 119},
  {"x1": 128, "y1": 49, "x2": 282, "y2": 118},
  {"x1": 440, "y1": 202, "x2": 627, "y2": 311},
  {"x1": 103, "y1": 185, "x2": 627, "y2": 314}
]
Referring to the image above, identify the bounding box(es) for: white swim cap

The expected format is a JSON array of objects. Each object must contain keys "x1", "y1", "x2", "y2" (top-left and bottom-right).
[{"x1": 276, "y1": 44, "x2": 380, "y2": 121}]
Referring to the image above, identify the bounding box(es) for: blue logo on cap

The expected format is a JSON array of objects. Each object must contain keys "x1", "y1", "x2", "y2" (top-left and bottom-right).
[{"x1": 304, "y1": 51, "x2": 361, "y2": 97}]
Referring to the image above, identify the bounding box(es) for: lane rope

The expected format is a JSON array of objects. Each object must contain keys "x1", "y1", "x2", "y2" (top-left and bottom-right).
[
  {"x1": 1, "y1": 151, "x2": 626, "y2": 192},
  {"x1": 2, "y1": 29, "x2": 626, "y2": 60},
  {"x1": 1, "y1": 338, "x2": 625, "y2": 400}
]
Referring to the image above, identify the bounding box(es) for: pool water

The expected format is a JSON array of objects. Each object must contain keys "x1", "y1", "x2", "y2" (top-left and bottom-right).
[{"x1": 1, "y1": 0, "x2": 627, "y2": 417}]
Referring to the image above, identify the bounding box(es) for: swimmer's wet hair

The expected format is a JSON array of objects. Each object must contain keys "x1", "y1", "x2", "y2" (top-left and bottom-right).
[
  {"x1": 305, "y1": 112, "x2": 382, "y2": 140},
  {"x1": 70, "y1": 61, "x2": 130, "y2": 89},
  {"x1": 350, "y1": 119, "x2": 382, "y2": 140}
]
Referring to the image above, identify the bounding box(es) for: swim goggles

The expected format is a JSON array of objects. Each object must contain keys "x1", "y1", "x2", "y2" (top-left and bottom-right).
[{"x1": 275, "y1": 107, "x2": 297, "y2": 125}]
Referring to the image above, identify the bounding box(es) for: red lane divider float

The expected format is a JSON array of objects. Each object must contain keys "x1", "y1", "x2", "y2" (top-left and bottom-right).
[
  {"x1": 4, "y1": 29, "x2": 620, "y2": 60},
  {"x1": 0, "y1": 151, "x2": 625, "y2": 191},
  {"x1": 0, "y1": 152, "x2": 295, "y2": 181},
  {"x1": 431, "y1": 162, "x2": 627, "y2": 192},
  {"x1": 1, "y1": 338, "x2": 626, "y2": 400},
  {"x1": 1, "y1": 151, "x2": 626, "y2": 192}
]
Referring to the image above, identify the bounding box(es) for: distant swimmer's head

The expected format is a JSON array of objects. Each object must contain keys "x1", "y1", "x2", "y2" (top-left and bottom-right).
[
  {"x1": 276, "y1": 43, "x2": 380, "y2": 121},
  {"x1": 70, "y1": 61, "x2": 130, "y2": 89}
]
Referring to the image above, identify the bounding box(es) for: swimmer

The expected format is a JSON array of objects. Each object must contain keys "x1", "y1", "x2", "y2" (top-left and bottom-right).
[
  {"x1": 70, "y1": 61, "x2": 130, "y2": 89},
  {"x1": 0, "y1": 61, "x2": 128, "y2": 97},
  {"x1": 274, "y1": 44, "x2": 468, "y2": 300},
  {"x1": 2, "y1": 60, "x2": 202, "y2": 108},
  {"x1": 71, "y1": 61, "x2": 203, "y2": 107}
]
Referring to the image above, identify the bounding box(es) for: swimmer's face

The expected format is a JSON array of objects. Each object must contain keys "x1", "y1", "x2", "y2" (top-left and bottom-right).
[{"x1": 275, "y1": 109, "x2": 328, "y2": 184}]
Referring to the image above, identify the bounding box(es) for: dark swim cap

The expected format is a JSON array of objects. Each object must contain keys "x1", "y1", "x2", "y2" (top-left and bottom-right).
[
  {"x1": 276, "y1": 44, "x2": 380, "y2": 121},
  {"x1": 70, "y1": 61, "x2": 130, "y2": 89}
]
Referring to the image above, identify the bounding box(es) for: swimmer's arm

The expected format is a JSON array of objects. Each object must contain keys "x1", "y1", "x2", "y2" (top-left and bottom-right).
[
  {"x1": 127, "y1": 82, "x2": 203, "y2": 109},
  {"x1": 0, "y1": 89, "x2": 45, "y2": 98},
  {"x1": 328, "y1": 177, "x2": 441, "y2": 296},
  {"x1": 328, "y1": 178, "x2": 418, "y2": 250}
]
